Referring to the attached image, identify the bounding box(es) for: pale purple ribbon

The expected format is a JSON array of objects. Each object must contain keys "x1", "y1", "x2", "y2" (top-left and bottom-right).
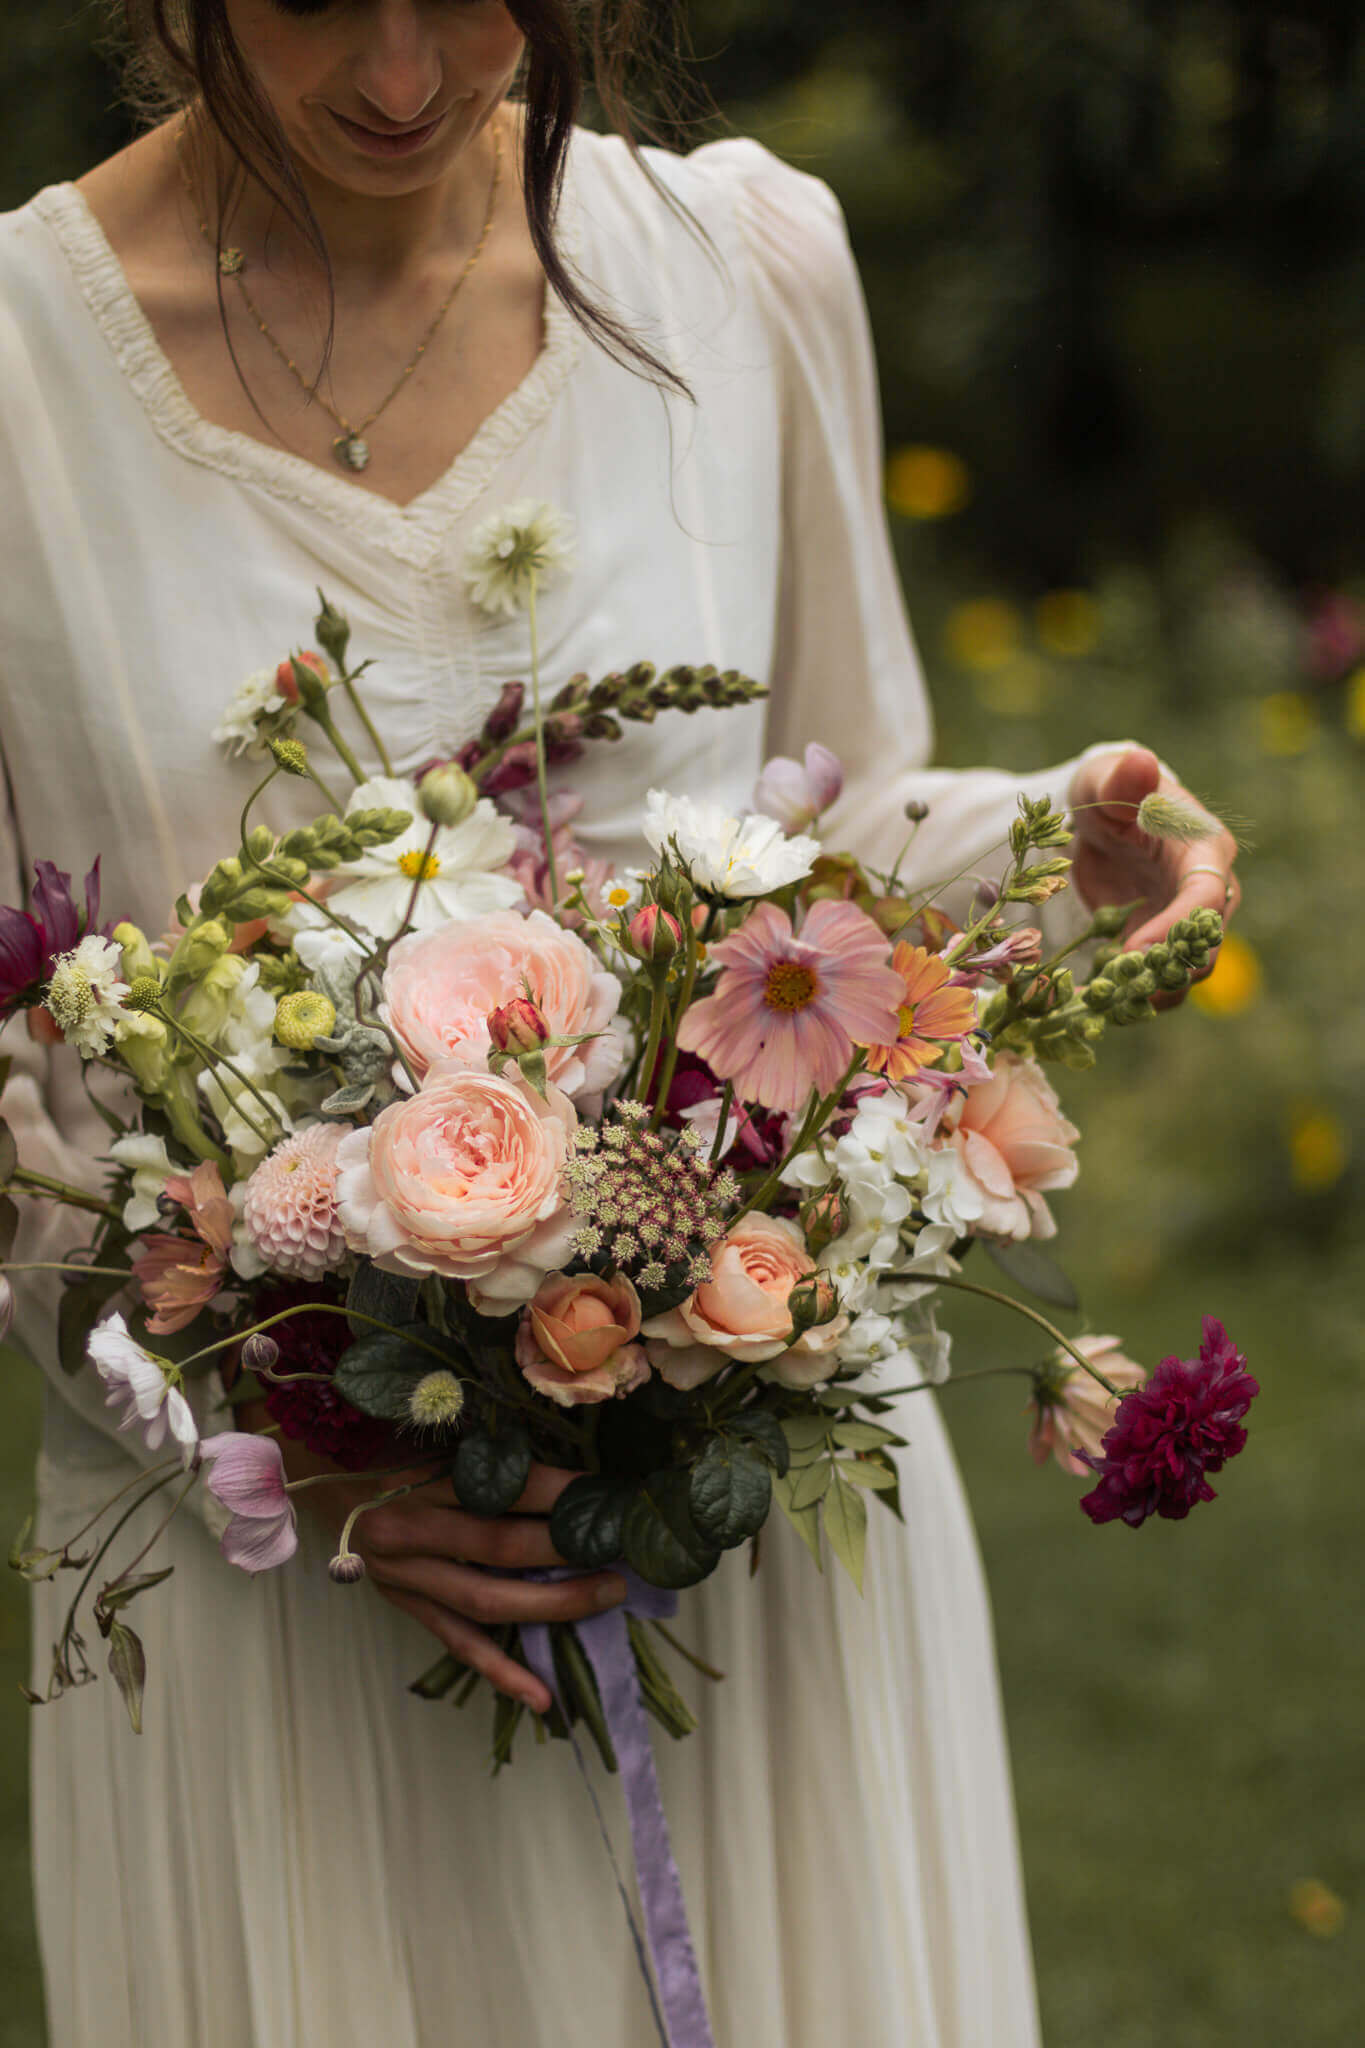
[{"x1": 521, "y1": 1570, "x2": 717, "y2": 2048}]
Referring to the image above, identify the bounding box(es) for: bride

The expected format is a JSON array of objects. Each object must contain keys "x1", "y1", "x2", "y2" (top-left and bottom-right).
[{"x1": 0, "y1": 3, "x2": 1239, "y2": 2042}]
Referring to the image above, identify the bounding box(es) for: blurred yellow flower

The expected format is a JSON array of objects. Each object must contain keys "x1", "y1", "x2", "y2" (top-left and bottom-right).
[
  {"x1": 974, "y1": 658, "x2": 1053, "y2": 718},
  {"x1": 886, "y1": 446, "x2": 970, "y2": 521},
  {"x1": 1288, "y1": 1878, "x2": 1346, "y2": 1939},
  {"x1": 1288, "y1": 1106, "x2": 1349, "y2": 1194},
  {"x1": 1190, "y1": 930, "x2": 1262, "y2": 1017},
  {"x1": 1036, "y1": 590, "x2": 1100, "y2": 657},
  {"x1": 945, "y1": 598, "x2": 1020, "y2": 671},
  {"x1": 1345, "y1": 666, "x2": 1365, "y2": 741},
  {"x1": 1256, "y1": 691, "x2": 1319, "y2": 756}
]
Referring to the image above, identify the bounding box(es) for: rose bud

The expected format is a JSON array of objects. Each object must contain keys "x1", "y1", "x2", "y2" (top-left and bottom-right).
[
  {"x1": 418, "y1": 762, "x2": 479, "y2": 829},
  {"x1": 276, "y1": 649, "x2": 330, "y2": 708},
  {"x1": 801, "y1": 1189, "x2": 846, "y2": 1257},
  {"x1": 787, "y1": 1271, "x2": 841, "y2": 1338},
  {"x1": 628, "y1": 905, "x2": 682, "y2": 962},
  {"x1": 487, "y1": 995, "x2": 551, "y2": 1056}
]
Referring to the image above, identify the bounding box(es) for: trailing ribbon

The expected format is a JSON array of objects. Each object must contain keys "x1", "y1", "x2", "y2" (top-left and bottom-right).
[{"x1": 521, "y1": 1570, "x2": 717, "y2": 2048}]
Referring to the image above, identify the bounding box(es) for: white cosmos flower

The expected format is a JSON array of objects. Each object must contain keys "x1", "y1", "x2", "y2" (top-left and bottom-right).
[
  {"x1": 325, "y1": 776, "x2": 521, "y2": 941},
  {"x1": 211, "y1": 666, "x2": 288, "y2": 758},
  {"x1": 464, "y1": 500, "x2": 576, "y2": 620},
  {"x1": 108, "y1": 1132, "x2": 177, "y2": 1233},
  {"x1": 643, "y1": 790, "x2": 818, "y2": 899},
  {"x1": 44, "y1": 935, "x2": 133, "y2": 1058},
  {"x1": 88, "y1": 1313, "x2": 199, "y2": 1463}
]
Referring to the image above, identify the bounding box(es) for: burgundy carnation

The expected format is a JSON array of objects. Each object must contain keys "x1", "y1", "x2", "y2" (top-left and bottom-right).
[
  {"x1": 253, "y1": 1282, "x2": 399, "y2": 1471},
  {"x1": 1079, "y1": 1317, "x2": 1257, "y2": 1528}
]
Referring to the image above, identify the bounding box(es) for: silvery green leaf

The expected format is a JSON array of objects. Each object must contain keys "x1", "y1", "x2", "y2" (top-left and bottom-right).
[
  {"x1": 823, "y1": 1472, "x2": 868, "y2": 1594},
  {"x1": 789, "y1": 1458, "x2": 833, "y2": 1511},
  {"x1": 830, "y1": 1421, "x2": 900, "y2": 1452}
]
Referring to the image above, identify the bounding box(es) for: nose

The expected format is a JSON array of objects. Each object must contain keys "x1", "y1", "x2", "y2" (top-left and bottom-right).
[{"x1": 352, "y1": 2, "x2": 444, "y2": 127}]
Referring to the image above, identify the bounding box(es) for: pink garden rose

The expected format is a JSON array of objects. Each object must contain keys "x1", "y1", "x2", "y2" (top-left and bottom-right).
[
  {"x1": 1027, "y1": 1335, "x2": 1148, "y2": 1476},
  {"x1": 937, "y1": 1052, "x2": 1080, "y2": 1240},
  {"x1": 515, "y1": 1271, "x2": 650, "y2": 1407},
  {"x1": 335, "y1": 1062, "x2": 578, "y2": 1307},
  {"x1": 643, "y1": 1212, "x2": 847, "y2": 1390},
  {"x1": 381, "y1": 908, "x2": 623, "y2": 1103}
]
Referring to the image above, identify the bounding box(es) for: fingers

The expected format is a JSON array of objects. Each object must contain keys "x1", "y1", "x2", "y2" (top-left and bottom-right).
[
  {"x1": 384, "y1": 1553, "x2": 628, "y2": 1629},
  {"x1": 513, "y1": 1463, "x2": 583, "y2": 1515},
  {"x1": 1073, "y1": 746, "x2": 1162, "y2": 838},
  {"x1": 365, "y1": 1500, "x2": 565, "y2": 1571},
  {"x1": 380, "y1": 1585, "x2": 552, "y2": 1714}
]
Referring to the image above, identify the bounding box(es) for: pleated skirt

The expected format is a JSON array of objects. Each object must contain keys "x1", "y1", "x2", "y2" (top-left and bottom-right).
[{"x1": 30, "y1": 1381, "x2": 1041, "y2": 2048}]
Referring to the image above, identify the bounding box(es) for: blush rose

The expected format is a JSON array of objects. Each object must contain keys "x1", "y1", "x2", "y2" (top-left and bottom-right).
[
  {"x1": 515, "y1": 1272, "x2": 650, "y2": 1407},
  {"x1": 642, "y1": 1212, "x2": 847, "y2": 1390},
  {"x1": 937, "y1": 1051, "x2": 1080, "y2": 1241}
]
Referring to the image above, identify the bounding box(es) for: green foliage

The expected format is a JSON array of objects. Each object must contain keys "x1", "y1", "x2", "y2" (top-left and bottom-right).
[
  {"x1": 451, "y1": 1425, "x2": 532, "y2": 1518},
  {"x1": 621, "y1": 1472, "x2": 721, "y2": 1590}
]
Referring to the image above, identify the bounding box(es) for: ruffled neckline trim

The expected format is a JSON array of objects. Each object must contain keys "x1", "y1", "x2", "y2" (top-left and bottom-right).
[{"x1": 31, "y1": 171, "x2": 584, "y2": 570}]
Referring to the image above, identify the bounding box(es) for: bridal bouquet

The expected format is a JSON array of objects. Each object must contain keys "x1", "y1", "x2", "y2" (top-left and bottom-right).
[{"x1": 1, "y1": 507, "x2": 1256, "y2": 1767}]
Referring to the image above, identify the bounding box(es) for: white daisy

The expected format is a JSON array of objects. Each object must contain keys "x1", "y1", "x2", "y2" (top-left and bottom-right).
[
  {"x1": 211, "y1": 666, "x2": 288, "y2": 758},
  {"x1": 44, "y1": 935, "x2": 133, "y2": 1058},
  {"x1": 464, "y1": 500, "x2": 576, "y2": 620},
  {"x1": 324, "y1": 775, "x2": 521, "y2": 940}
]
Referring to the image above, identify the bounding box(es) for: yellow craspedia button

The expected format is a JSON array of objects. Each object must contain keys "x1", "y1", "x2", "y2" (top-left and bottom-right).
[
  {"x1": 1190, "y1": 930, "x2": 1262, "y2": 1017},
  {"x1": 886, "y1": 446, "x2": 971, "y2": 520}
]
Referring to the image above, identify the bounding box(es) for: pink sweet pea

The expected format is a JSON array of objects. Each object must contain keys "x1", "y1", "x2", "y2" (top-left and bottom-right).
[{"x1": 199, "y1": 1433, "x2": 299, "y2": 1573}]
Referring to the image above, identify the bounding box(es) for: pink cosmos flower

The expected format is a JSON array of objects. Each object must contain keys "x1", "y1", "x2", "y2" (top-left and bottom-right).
[
  {"x1": 132, "y1": 1162, "x2": 236, "y2": 1334},
  {"x1": 677, "y1": 899, "x2": 903, "y2": 1116},
  {"x1": 752, "y1": 744, "x2": 844, "y2": 834},
  {"x1": 335, "y1": 1063, "x2": 578, "y2": 1307},
  {"x1": 242, "y1": 1123, "x2": 350, "y2": 1281},
  {"x1": 1027, "y1": 1335, "x2": 1149, "y2": 1475},
  {"x1": 381, "y1": 909, "x2": 623, "y2": 1103},
  {"x1": 935, "y1": 1052, "x2": 1080, "y2": 1240},
  {"x1": 199, "y1": 1433, "x2": 299, "y2": 1572},
  {"x1": 515, "y1": 1272, "x2": 650, "y2": 1407}
]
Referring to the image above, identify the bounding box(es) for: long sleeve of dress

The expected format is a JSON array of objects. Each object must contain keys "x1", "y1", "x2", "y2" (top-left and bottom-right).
[{"x1": 715, "y1": 141, "x2": 1128, "y2": 937}]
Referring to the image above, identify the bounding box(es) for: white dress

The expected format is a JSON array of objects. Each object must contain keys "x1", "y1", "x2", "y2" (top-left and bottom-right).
[{"x1": 0, "y1": 128, "x2": 1105, "y2": 2046}]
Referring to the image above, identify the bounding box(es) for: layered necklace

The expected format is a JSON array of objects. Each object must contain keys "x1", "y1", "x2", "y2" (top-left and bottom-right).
[{"x1": 182, "y1": 120, "x2": 503, "y2": 473}]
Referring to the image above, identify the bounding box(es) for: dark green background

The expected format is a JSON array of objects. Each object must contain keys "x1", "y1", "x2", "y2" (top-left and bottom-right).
[{"x1": 1, "y1": 4, "x2": 1361, "y2": 2042}]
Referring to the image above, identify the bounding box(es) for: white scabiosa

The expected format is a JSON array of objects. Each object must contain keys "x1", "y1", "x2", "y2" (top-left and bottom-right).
[
  {"x1": 241, "y1": 1123, "x2": 351, "y2": 1282},
  {"x1": 211, "y1": 666, "x2": 289, "y2": 758},
  {"x1": 642, "y1": 790, "x2": 818, "y2": 899},
  {"x1": 44, "y1": 935, "x2": 133, "y2": 1058},
  {"x1": 464, "y1": 500, "x2": 576, "y2": 620}
]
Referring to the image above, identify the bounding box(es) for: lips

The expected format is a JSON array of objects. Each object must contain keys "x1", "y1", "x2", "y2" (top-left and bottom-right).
[{"x1": 327, "y1": 106, "x2": 448, "y2": 157}]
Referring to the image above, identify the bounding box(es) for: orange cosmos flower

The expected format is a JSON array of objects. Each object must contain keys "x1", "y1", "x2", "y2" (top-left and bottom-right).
[{"x1": 863, "y1": 943, "x2": 979, "y2": 1084}]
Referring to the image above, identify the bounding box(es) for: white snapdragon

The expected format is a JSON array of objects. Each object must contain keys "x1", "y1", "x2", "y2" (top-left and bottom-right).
[
  {"x1": 643, "y1": 791, "x2": 818, "y2": 900},
  {"x1": 108, "y1": 1132, "x2": 177, "y2": 1233},
  {"x1": 211, "y1": 667, "x2": 288, "y2": 758},
  {"x1": 324, "y1": 776, "x2": 521, "y2": 941},
  {"x1": 44, "y1": 936, "x2": 133, "y2": 1058},
  {"x1": 199, "y1": 1051, "x2": 292, "y2": 1170},
  {"x1": 464, "y1": 500, "x2": 576, "y2": 620}
]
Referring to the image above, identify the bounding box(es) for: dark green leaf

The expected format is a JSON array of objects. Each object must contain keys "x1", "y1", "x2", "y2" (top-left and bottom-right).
[
  {"x1": 549, "y1": 1473, "x2": 631, "y2": 1568},
  {"x1": 408, "y1": 1651, "x2": 465, "y2": 1701},
  {"x1": 333, "y1": 1322, "x2": 464, "y2": 1420},
  {"x1": 346, "y1": 1262, "x2": 421, "y2": 1342},
  {"x1": 96, "y1": 1566, "x2": 174, "y2": 1624},
  {"x1": 107, "y1": 1620, "x2": 146, "y2": 1734},
  {"x1": 823, "y1": 1472, "x2": 869, "y2": 1593},
  {"x1": 595, "y1": 1392, "x2": 674, "y2": 1481},
  {"x1": 0, "y1": 1116, "x2": 16, "y2": 1191},
  {"x1": 688, "y1": 1440, "x2": 772, "y2": 1550},
  {"x1": 830, "y1": 1421, "x2": 900, "y2": 1452},
  {"x1": 626, "y1": 1616, "x2": 698, "y2": 1740},
  {"x1": 725, "y1": 1408, "x2": 791, "y2": 1476},
  {"x1": 453, "y1": 1424, "x2": 532, "y2": 1518},
  {"x1": 983, "y1": 1237, "x2": 1081, "y2": 1312},
  {"x1": 621, "y1": 1470, "x2": 721, "y2": 1590},
  {"x1": 57, "y1": 1269, "x2": 129, "y2": 1377}
]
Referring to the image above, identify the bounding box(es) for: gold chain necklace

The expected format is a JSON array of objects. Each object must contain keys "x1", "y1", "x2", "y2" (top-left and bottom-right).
[{"x1": 183, "y1": 122, "x2": 502, "y2": 472}]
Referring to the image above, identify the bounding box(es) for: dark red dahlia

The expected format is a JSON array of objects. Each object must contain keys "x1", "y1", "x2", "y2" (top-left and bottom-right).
[
  {"x1": 252, "y1": 1282, "x2": 399, "y2": 1471},
  {"x1": 0, "y1": 857, "x2": 114, "y2": 1018},
  {"x1": 1079, "y1": 1317, "x2": 1258, "y2": 1528}
]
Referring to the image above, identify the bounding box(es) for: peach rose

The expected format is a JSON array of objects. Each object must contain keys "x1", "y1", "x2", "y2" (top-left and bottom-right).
[
  {"x1": 642, "y1": 1212, "x2": 847, "y2": 1390},
  {"x1": 515, "y1": 1272, "x2": 649, "y2": 1407},
  {"x1": 335, "y1": 1062, "x2": 577, "y2": 1307},
  {"x1": 381, "y1": 909, "x2": 623, "y2": 1103},
  {"x1": 938, "y1": 1052, "x2": 1079, "y2": 1241},
  {"x1": 1028, "y1": 1335, "x2": 1147, "y2": 1474}
]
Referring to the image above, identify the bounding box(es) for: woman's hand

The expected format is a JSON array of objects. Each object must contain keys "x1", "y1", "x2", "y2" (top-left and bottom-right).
[
  {"x1": 1069, "y1": 747, "x2": 1242, "y2": 987},
  {"x1": 254, "y1": 1411, "x2": 626, "y2": 1714}
]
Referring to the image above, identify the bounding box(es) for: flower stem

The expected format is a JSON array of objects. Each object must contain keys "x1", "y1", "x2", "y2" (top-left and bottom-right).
[
  {"x1": 176, "y1": 1301, "x2": 464, "y2": 1375},
  {"x1": 928, "y1": 1271, "x2": 1122, "y2": 1397},
  {"x1": 305, "y1": 759, "x2": 347, "y2": 814},
  {"x1": 708, "y1": 1080, "x2": 735, "y2": 1165},
  {"x1": 635, "y1": 977, "x2": 669, "y2": 1109},
  {"x1": 649, "y1": 1618, "x2": 726, "y2": 1683},
  {"x1": 337, "y1": 663, "x2": 394, "y2": 778},
  {"x1": 649, "y1": 929, "x2": 701, "y2": 1130},
  {"x1": 527, "y1": 575, "x2": 560, "y2": 910},
  {"x1": 7, "y1": 1171, "x2": 120, "y2": 1220},
  {"x1": 112, "y1": 1464, "x2": 201, "y2": 1584},
  {"x1": 1, "y1": 1260, "x2": 131, "y2": 1280}
]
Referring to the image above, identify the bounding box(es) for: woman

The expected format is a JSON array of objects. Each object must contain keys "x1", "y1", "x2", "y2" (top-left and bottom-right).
[{"x1": 0, "y1": 3, "x2": 1240, "y2": 2042}]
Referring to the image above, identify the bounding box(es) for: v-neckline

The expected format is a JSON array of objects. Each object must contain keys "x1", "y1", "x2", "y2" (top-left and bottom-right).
[{"x1": 33, "y1": 173, "x2": 584, "y2": 571}]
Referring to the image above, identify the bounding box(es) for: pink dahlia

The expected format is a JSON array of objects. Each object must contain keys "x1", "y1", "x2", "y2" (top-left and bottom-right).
[
  {"x1": 242, "y1": 1123, "x2": 350, "y2": 1282},
  {"x1": 1078, "y1": 1317, "x2": 1258, "y2": 1527},
  {"x1": 677, "y1": 899, "x2": 903, "y2": 1116}
]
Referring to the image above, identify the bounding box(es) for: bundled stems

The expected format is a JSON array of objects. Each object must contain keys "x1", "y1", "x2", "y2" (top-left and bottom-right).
[{"x1": 527, "y1": 573, "x2": 560, "y2": 910}]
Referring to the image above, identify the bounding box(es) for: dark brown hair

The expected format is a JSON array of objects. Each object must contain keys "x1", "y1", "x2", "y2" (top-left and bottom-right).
[{"x1": 112, "y1": 0, "x2": 708, "y2": 393}]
